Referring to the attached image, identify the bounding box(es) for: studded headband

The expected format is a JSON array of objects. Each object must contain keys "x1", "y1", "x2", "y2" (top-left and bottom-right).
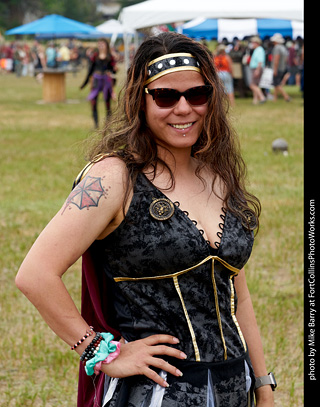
[{"x1": 144, "y1": 53, "x2": 201, "y2": 85}]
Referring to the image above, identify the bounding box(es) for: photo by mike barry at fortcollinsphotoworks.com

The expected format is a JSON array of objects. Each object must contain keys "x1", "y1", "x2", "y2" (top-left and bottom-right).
[{"x1": 306, "y1": 199, "x2": 317, "y2": 390}]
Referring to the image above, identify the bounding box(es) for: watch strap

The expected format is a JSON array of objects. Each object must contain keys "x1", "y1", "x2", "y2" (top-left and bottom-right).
[{"x1": 255, "y1": 372, "x2": 277, "y2": 391}]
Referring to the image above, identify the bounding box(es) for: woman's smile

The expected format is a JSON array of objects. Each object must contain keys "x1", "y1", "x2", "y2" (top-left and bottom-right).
[{"x1": 169, "y1": 122, "x2": 194, "y2": 130}]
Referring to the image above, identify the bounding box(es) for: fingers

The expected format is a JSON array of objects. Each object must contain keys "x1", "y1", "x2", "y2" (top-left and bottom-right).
[
  {"x1": 151, "y1": 344, "x2": 187, "y2": 360},
  {"x1": 144, "y1": 367, "x2": 170, "y2": 388},
  {"x1": 141, "y1": 335, "x2": 187, "y2": 387},
  {"x1": 141, "y1": 335, "x2": 187, "y2": 360},
  {"x1": 150, "y1": 356, "x2": 183, "y2": 378},
  {"x1": 142, "y1": 334, "x2": 180, "y2": 346}
]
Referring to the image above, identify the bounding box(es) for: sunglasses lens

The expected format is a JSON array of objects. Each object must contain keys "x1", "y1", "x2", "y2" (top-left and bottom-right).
[
  {"x1": 187, "y1": 87, "x2": 210, "y2": 105},
  {"x1": 154, "y1": 89, "x2": 178, "y2": 108},
  {"x1": 149, "y1": 86, "x2": 212, "y2": 108}
]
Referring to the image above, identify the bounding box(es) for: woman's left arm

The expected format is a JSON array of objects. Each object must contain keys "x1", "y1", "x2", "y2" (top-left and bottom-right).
[{"x1": 234, "y1": 269, "x2": 274, "y2": 407}]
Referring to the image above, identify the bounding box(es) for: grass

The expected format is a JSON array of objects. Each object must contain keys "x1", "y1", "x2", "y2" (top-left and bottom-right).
[{"x1": 0, "y1": 68, "x2": 303, "y2": 406}]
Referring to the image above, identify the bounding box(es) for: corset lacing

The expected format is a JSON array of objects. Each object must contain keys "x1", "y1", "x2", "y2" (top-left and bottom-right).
[{"x1": 173, "y1": 202, "x2": 227, "y2": 249}]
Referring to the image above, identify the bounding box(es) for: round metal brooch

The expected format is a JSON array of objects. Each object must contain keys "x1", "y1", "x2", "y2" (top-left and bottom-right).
[{"x1": 149, "y1": 198, "x2": 175, "y2": 221}]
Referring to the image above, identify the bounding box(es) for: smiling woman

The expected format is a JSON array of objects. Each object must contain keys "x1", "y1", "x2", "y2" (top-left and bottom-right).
[{"x1": 16, "y1": 32, "x2": 274, "y2": 407}]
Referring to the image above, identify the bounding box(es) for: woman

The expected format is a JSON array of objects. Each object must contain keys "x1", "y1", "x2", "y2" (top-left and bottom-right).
[
  {"x1": 81, "y1": 38, "x2": 117, "y2": 128},
  {"x1": 16, "y1": 33, "x2": 275, "y2": 407}
]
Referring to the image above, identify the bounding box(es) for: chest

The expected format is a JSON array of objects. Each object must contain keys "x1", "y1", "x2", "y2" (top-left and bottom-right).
[
  {"x1": 100, "y1": 173, "x2": 254, "y2": 273},
  {"x1": 163, "y1": 183, "x2": 225, "y2": 249}
]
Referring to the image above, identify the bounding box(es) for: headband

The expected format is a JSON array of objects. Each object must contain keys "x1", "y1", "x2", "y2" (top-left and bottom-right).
[{"x1": 144, "y1": 53, "x2": 201, "y2": 85}]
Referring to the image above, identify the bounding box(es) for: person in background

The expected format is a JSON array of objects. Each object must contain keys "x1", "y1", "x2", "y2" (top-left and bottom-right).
[
  {"x1": 45, "y1": 41, "x2": 57, "y2": 68},
  {"x1": 249, "y1": 36, "x2": 266, "y2": 105},
  {"x1": 213, "y1": 44, "x2": 235, "y2": 106},
  {"x1": 270, "y1": 33, "x2": 291, "y2": 102},
  {"x1": 31, "y1": 41, "x2": 46, "y2": 83},
  {"x1": 16, "y1": 32, "x2": 275, "y2": 407},
  {"x1": 57, "y1": 41, "x2": 70, "y2": 68},
  {"x1": 80, "y1": 38, "x2": 117, "y2": 128},
  {"x1": 229, "y1": 39, "x2": 246, "y2": 98},
  {"x1": 13, "y1": 43, "x2": 24, "y2": 77},
  {"x1": 0, "y1": 42, "x2": 14, "y2": 73},
  {"x1": 281, "y1": 41, "x2": 300, "y2": 87}
]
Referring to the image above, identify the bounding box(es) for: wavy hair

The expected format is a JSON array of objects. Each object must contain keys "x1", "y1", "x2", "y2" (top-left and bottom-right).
[{"x1": 87, "y1": 32, "x2": 261, "y2": 231}]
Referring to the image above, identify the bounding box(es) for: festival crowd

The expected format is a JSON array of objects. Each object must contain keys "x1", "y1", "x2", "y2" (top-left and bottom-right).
[{"x1": 0, "y1": 33, "x2": 304, "y2": 101}]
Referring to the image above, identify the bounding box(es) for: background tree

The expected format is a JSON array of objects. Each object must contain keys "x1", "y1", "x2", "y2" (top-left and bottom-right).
[{"x1": 1, "y1": 0, "x2": 100, "y2": 31}]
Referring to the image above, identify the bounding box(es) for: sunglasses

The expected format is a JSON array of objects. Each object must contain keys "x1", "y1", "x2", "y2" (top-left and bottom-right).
[{"x1": 144, "y1": 85, "x2": 212, "y2": 108}]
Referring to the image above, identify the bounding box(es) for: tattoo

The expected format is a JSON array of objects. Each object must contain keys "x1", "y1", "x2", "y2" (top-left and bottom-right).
[{"x1": 62, "y1": 176, "x2": 110, "y2": 215}]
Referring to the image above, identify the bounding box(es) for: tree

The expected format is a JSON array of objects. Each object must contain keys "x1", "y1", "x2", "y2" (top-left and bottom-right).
[
  {"x1": 0, "y1": 0, "x2": 42, "y2": 31},
  {"x1": 1, "y1": 0, "x2": 100, "y2": 32}
]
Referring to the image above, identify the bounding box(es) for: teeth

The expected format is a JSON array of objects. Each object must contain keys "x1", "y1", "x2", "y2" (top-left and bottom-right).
[{"x1": 171, "y1": 123, "x2": 193, "y2": 129}]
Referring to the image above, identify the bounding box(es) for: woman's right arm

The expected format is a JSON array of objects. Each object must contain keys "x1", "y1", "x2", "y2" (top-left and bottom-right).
[
  {"x1": 15, "y1": 157, "x2": 186, "y2": 386},
  {"x1": 15, "y1": 157, "x2": 126, "y2": 352}
]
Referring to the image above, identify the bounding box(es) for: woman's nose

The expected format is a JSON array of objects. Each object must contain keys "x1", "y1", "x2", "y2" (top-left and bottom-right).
[{"x1": 173, "y1": 96, "x2": 193, "y2": 114}]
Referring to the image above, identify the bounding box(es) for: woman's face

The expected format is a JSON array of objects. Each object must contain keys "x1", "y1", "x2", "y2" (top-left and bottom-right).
[
  {"x1": 144, "y1": 70, "x2": 208, "y2": 154},
  {"x1": 98, "y1": 40, "x2": 107, "y2": 51}
]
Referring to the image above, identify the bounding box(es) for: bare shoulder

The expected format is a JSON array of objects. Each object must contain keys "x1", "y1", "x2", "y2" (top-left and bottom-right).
[
  {"x1": 61, "y1": 155, "x2": 129, "y2": 217},
  {"x1": 85, "y1": 155, "x2": 128, "y2": 181}
]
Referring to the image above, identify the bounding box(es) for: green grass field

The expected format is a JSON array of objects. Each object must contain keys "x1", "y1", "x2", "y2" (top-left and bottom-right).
[{"x1": 0, "y1": 68, "x2": 304, "y2": 406}]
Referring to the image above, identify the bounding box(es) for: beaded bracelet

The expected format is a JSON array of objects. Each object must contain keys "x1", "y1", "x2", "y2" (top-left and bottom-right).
[
  {"x1": 71, "y1": 326, "x2": 94, "y2": 350},
  {"x1": 80, "y1": 332, "x2": 103, "y2": 363}
]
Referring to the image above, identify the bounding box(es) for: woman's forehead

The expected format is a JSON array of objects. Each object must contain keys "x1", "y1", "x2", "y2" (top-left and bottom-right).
[{"x1": 147, "y1": 70, "x2": 205, "y2": 90}]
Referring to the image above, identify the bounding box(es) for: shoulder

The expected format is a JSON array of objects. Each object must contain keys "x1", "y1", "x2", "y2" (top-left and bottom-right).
[
  {"x1": 68, "y1": 155, "x2": 129, "y2": 211},
  {"x1": 81, "y1": 155, "x2": 129, "y2": 197},
  {"x1": 59, "y1": 156, "x2": 129, "y2": 237}
]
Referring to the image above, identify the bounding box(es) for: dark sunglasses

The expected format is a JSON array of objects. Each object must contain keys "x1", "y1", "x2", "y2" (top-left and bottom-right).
[{"x1": 144, "y1": 85, "x2": 212, "y2": 108}]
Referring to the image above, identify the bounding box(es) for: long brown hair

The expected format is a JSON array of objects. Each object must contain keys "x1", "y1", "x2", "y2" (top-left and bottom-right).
[{"x1": 87, "y1": 32, "x2": 261, "y2": 231}]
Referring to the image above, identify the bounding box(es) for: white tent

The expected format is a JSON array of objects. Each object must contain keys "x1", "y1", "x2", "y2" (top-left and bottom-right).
[
  {"x1": 96, "y1": 19, "x2": 135, "y2": 36},
  {"x1": 95, "y1": 19, "x2": 136, "y2": 45},
  {"x1": 181, "y1": 18, "x2": 304, "y2": 41},
  {"x1": 120, "y1": 0, "x2": 304, "y2": 30}
]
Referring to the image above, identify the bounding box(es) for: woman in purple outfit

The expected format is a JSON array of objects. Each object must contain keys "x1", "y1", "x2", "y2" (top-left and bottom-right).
[{"x1": 81, "y1": 38, "x2": 117, "y2": 128}]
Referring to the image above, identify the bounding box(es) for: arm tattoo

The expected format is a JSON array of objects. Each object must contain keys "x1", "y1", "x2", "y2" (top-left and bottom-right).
[{"x1": 62, "y1": 176, "x2": 110, "y2": 215}]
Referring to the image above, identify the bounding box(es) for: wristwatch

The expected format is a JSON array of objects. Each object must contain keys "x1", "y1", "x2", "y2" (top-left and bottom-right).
[{"x1": 255, "y1": 372, "x2": 277, "y2": 391}]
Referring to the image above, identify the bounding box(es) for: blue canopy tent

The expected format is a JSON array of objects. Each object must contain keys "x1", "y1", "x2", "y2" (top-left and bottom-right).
[
  {"x1": 5, "y1": 15, "x2": 105, "y2": 103},
  {"x1": 5, "y1": 14, "x2": 103, "y2": 38},
  {"x1": 181, "y1": 18, "x2": 304, "y2": 41}
]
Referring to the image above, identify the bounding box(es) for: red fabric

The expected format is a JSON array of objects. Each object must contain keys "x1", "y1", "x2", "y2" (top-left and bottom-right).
[{"x1": 77, "y1": 250, "x2": 120, "y2": 407}]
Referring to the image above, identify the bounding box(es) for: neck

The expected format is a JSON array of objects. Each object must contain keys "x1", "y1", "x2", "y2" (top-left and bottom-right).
[{"x1": 155, "y1": 145, "x2": 197, "y2": 184}]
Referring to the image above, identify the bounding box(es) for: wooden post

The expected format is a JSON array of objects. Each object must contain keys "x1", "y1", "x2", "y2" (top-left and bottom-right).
[{"x1": 42, "y1": 71, "x2": 66, "y2": 102}]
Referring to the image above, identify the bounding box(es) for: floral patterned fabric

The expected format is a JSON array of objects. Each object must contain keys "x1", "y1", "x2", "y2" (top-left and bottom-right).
[{"x1": 89, "y1": 172, "x2": 255, "y2": 406}]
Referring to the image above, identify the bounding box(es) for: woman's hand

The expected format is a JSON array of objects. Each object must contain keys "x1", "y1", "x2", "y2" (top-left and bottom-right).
[{"x1": 100, "y1": 334, "x2": 187, "y2": 387}]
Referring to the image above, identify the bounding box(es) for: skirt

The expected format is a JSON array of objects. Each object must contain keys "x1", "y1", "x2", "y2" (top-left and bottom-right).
[{"x1": 102, "y1": 352, "x2": 255, "y2": 407}]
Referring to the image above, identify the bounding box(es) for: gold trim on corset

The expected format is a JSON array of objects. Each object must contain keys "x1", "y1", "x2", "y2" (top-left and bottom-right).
[
  {"x1": 173, "y1": 276, "x2": 201, "y2": 361},
  {"x1": 229, "y1": 277, "x2": 247, "y2": 352},
  {"x1": 113, "y1": 255, "x2": 242, "y2": 361},
  {"x1": 114, "y1": 255, "x2": 239, "y2": 282},
  {"x1": 211, "y1": 259, "x2": 228, "y2": 360}
]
